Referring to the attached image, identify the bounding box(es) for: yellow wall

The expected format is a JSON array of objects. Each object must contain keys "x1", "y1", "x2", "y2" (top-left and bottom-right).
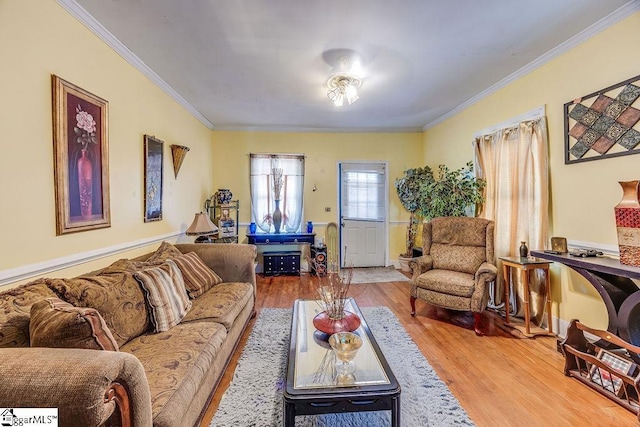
[
  {"x1": 0, "y1": 1, "x2": 214, "y2": 284},
  {"x1": 211, "y1": 131, "x2": 423, "y2": 259},
  {"x1": 423, "y1": 12, "x2": 640, "y2": 329}
]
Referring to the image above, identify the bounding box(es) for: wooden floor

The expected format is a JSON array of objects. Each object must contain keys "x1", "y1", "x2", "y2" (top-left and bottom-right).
[{"x1": 200, "y1": 273, "x2": 638, "y2": 426}]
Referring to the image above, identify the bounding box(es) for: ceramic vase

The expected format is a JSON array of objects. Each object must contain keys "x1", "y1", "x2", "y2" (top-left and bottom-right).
[
  {"x1": 519, "y1": 241, "x2": 529, "y2": 258},
  {"x1": 215, "y1": 189, "x2": 233, "y2": 205},
  {"x1": 273, "y1": 199, "x2": 282, "y2": 234},
  {"x1": 249, "y1": 222, "x2": 257, "y2": 234},
  {"x1": 306, "y1": 221, "x2": 313, "y2": 234},
  {"x1": 312, "y1": 310, "x2": 361, "y2": 335},
  {"x1": 615, "y1": 180, "x2": 640, "y2": 266},
  {"x1": 77, "y1": 149, "x2": 93, "y2": 217}
]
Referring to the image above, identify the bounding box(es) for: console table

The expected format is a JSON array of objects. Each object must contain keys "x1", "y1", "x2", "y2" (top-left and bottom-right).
[
  {"x1": 531, "y1": 250, "x2": 640, "y2": 346},
  {"x1": 247, "y1": 233, "x2": 316, "y2": 276},
  {"x1": 246, "y1": 233, "x2": 315, "y2": 245}
]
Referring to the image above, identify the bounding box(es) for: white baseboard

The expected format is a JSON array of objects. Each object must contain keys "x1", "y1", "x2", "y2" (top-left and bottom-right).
[{"x1": 0, "y1": 231, "x2": 182, "y2": 286}]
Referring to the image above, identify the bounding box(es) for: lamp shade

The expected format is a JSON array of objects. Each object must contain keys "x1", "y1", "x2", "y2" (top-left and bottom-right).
[{"x1": 185, "y1": 212, "x2": 218, "y2": 236}]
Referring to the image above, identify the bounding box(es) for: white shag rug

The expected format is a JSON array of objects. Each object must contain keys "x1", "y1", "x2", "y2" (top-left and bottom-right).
[
  {"x1": 211, "y1": 306, "x2": 473, "y2": 426},
  {"x1": 347, "y1": 266, "x2": 410, "y2": 284}
]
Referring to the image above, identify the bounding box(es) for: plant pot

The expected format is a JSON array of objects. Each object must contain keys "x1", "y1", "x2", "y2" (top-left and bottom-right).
[{"x1": 398, "y1": 255, "x2": 412, "y2": 272}]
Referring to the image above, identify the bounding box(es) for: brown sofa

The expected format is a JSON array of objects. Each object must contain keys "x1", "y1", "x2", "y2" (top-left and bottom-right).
[{"x1": 0, "y1": 242, "x2": 257, "y2": 427}]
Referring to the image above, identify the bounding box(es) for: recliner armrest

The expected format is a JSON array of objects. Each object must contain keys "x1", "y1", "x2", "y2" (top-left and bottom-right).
[
  {"x1": 475, "y1": 261, "x2": 497, "y2": 281},
  {"x1": 408, "y1": 255, "x2": 433, "y2": 281}
]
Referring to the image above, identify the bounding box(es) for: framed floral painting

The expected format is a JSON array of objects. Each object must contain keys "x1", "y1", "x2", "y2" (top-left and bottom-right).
[
  {"x1": 144, "y1": 135, "x2": 163, "y2": 222},
  {"x1": 52, "y1": 75, "x2": 110, "y2": 235}
]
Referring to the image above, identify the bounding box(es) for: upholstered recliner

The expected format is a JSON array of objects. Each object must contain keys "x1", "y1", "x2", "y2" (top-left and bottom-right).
[{"x1": 409, "y1": 216, "x2": 497, "y2": 335}]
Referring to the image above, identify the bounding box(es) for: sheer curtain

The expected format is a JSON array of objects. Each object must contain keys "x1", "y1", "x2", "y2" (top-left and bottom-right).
[
  {"x1": 474, "y1": 115, "x2": 549, "y2": 324},
  {"x1": 250, "y1": 153, "x2": 305, "y2": 233}
]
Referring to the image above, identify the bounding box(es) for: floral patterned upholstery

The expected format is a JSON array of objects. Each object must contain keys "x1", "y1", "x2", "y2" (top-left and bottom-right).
[{"x1": 409, "y1": 217, "x2": 497, "y2": 334}]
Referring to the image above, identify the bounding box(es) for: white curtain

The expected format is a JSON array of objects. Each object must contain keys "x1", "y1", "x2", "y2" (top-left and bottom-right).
[
  {"x1": 474, "y1": 116, "x2": 549, "y2": 323},
  {"x1": 250, "y1": 153, "x2": 305, "y2": 233}
]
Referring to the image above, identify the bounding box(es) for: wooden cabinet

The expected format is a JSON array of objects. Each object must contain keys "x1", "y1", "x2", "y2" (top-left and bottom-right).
[
  {"x1": 263, "y1": 251, "x2": 301, "y2": 276},
  {"x1": 208, "y1": 200, "x2": 239, "y2": 243}
]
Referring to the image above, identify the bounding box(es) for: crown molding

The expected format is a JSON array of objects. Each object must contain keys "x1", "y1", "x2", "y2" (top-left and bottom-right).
[
  {"x1": 0, "y1": 231, "x2": 182, "y2": 287},
  {"x1": 213, "y1": 124, "x2": 423, "y2": 133},
  {"x1": 423, "y1": 0, "x2": 640, "y2": 131},
  {"x1": 56, "y1": 0, "x2": 215, "y2": 130}
]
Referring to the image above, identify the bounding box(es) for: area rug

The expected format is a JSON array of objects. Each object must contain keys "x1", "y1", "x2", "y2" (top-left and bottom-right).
[
  {"x1": 211, "y1": 307, "x2": 473, "y2": 426},
  {"x1": 347, "y1": 266, "x2": 410, "y2": 284}
]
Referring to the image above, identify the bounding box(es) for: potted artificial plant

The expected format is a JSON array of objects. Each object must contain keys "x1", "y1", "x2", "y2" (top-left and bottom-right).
[
  {"x1": 395, "y1": 166, "x2": 433, "y2": 271},
  {"x1": 418, "y1": 161, "x2": 486, "y2": 220},
  {"x1": 395, "y1": 161, "x2": 485, "y2": 271}
]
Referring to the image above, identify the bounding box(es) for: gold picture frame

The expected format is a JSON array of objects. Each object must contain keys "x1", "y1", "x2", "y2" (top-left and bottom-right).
[
  {"x1": 52, "y1": 75, "x2": 110, "y2": 235},
  {"x1": 144, "y1": 135, "x2": 164, "y2": 222}
]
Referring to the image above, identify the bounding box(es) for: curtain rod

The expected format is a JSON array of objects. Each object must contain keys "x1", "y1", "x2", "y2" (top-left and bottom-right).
[{"x1": 472, "y1": 105, "x2": 546, "y2": 138}]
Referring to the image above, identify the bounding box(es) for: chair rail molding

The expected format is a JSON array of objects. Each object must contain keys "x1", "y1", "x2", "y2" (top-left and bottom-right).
[{"x1": 0, "y1": 231, "x2": 182, "y2": 286}]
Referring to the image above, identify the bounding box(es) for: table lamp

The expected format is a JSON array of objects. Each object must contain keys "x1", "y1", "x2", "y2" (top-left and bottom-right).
[{"x1": 185, "y1": 212, "x2": 218, "y2": 243}]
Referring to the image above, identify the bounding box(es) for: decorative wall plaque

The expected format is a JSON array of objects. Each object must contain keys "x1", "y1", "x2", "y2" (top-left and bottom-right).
[{"x1": 564, "y1": 74, "x2": 640, "y2": 164}]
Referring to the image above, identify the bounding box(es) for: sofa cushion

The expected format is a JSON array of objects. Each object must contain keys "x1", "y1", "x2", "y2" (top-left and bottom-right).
[
  {"x1": 47, "y1": 271, "x2": 150, "y2": 348},
  {"x1": 30, "y1": 298, "x2": 118, "y2": 351},
  {"x1": 0, "y1": 279, "x2": 59, "y2": 348},
  {"x1": 134, "y1": 261, "x2": 191, "y2": 333},
  {"x1": 120, "y1": 320, "x2": 227, "y2": 423},
  {"x1": 146, "y1": 241, "x2": 183, "y2": 264},
  {"x1": 100, "y1": 258, "x2": 161, "y2": 274},
  {"x1": 182, "y1": 282, "x2": 253, "y2": 331},
  {"x1": 170, "y1": 252, "x2": 223, "y2": 299}
]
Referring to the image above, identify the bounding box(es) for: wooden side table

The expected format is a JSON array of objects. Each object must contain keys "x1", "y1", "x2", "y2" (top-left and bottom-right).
[{"x1": 499, "y1": 256, "x2": 554, "y2": 338}]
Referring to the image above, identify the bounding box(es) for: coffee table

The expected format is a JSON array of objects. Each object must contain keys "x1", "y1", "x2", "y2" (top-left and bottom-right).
[{"x1": 283, "y1": 298, "x2": 401, "y2": 426}]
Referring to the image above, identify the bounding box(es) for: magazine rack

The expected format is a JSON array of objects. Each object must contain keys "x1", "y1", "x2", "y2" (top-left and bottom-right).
[{"x1": 561, "y1": 319, "x2": 640, "y2": 419}]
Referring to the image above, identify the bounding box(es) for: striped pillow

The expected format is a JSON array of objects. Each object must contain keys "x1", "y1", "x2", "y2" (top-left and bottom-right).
[
  {"x1": 134, "y1": 260, "x2": 192, "y2": 332},
  {"x1": 170, "y1": 252, "x2": 223, "y2": 299},
  {"x1": 30, "y1": 297, "x2": 119, "y2": 351}
]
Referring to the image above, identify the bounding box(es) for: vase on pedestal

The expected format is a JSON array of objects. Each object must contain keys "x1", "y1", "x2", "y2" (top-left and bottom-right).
[
  {"x1": 77, "y1": 149, "x2": 93, "y2": 218},
  {"x1": 273, "y1": 199, "x2": 282, "y2": 234},
  {"x1": 615, "y1": 180, "x2": 640, "y2": 266}
]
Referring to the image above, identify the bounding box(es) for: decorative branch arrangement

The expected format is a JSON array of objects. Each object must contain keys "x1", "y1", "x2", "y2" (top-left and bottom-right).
[
  {"x1": 272, "y1": 167, "x2": 283, "y2": 200},
  {"x1": 309, "y1": 257, "x2": 353, "y2": 319}
]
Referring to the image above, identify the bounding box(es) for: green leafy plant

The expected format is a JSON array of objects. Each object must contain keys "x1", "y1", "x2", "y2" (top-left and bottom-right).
[
  {"x1": 394, "y1": 166, "x2": 434, "y2": 257},
  {"x1": 395, "y1": 161, "x2": 485, "y2": 257},
  {"x1": 418, "y1": 161, "x2": 485, "y2": 220}
]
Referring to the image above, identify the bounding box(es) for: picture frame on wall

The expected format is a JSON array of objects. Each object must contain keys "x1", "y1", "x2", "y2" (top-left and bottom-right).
[
  {"x1": 52, "y1": 75, "x2": 110, "y2": 235},
  {"x1": 564, "y1": 73, "x2": 640, "y2": 164},
  {"x1": 144, "y1": 135, "x2": 164, "y2": 222},
  {"x1": 589, "y1": 348, "x2": 636, "y2": 396}
]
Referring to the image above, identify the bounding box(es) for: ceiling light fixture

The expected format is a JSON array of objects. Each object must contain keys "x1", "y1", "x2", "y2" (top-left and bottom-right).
[{"x1": 326, "y1": 56, "x2": 362, "y2": 107}]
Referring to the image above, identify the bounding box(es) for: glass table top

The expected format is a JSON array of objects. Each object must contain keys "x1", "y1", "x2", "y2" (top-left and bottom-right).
[{"x1": 292, "y1": 299, "x2": 390, "y2": 389}]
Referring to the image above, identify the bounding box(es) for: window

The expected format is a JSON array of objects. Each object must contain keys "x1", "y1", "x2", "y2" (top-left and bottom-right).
[
  {"x1": 250, "y1": 153, "x2": 305, "y2": 233},
  {"x1": 340, "y1": 163, "x2": 385, "y2": 221}
]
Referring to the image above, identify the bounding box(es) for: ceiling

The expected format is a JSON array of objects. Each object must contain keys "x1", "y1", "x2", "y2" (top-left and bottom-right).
[{"x1": 66, "y1": 0, "x2": 637, "y2": 132}]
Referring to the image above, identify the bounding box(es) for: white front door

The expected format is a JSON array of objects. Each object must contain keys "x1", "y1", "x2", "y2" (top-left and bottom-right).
[{"x1": 339, "y1": 162, "x2": 387, "y2": 268}]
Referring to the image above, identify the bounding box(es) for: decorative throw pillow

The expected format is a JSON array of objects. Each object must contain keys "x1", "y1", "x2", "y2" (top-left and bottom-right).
[
  {"x1": 170, "y1": 252, "x2": 223, "y2": 299},
  {"x1": 29, "y1": 298, "x2": 119, "y2": 351},
  {"x1": 47, "y1": 272, "x2": 150, "y2": 347},
  {"x1": 101, "y1": 259, "x2": 156, "y2": 274},
  {"x1": 145, "y1": 241, "x2": 183, "y2": 264},
  {"x1": 134, "y1": 260, "x2": 192, "y2": 332}
]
